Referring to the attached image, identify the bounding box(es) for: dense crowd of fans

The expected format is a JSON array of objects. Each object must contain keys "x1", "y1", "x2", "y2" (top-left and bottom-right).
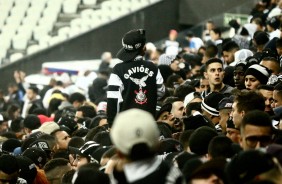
[{"x1": 2, "y1": 0, "x2": 282, "y2": 183}]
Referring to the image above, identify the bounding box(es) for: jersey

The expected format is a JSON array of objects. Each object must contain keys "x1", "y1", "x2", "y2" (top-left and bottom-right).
[{"x1": 107, "y1": 57, "x2": 165, "y2": 126}]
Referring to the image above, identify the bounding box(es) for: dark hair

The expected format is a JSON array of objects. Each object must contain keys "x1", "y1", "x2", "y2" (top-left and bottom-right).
[
  {"x1": 261, "y1": 56, "x2": 279, "y2": 65},
  {"x1": 0, "y1": 154, "x2": 19, "y2": 174},
  {"x1": 101, "y1": 147, "x2": 116, "y2": 160},
  {"x1": 251, "y1": 17, "x2": 264, "y2": 27},
  {"x1": 48, "y1": 98, "x2": 63, "y2": 116},
  {"x1": 163, "y1": 96, "x2": 181, "y2": 104},
  {"x1": 7, "y1": 104, "x2": 21, "y2": 120},
  {"x1": 253, "y1": 31, "x2": 269, "y2": 46},
  {"x1": 68, "y1": 136, "x2": 85, "y2": 148},
  {"x1": 10, "y1": 117, "x2": 23, "y2": 132},
  {"x1": 77, "y1": 105, "x2": 96, "y2": 119},
  {"x1": 129, "y1": 143, "x2": 155, "y2": 161},
  {"x1": 38, "y1": 134, "x2": 56, "y2": 153},
  {"x1": 211, "y1": 28, "x2": 221, "y2": 37},
  {"x1": 234, "y1": 90, "x2": 265, "y2": 113},
  {"x1": 174, "y1": 84, "x2": 195, "y2": 101},
  {"x1": 85, "y1": 126, "x2": 107, "y2": 142},
  {"x1": 276, "y1": 38, "x2": 282, "y2": 48},
  {"x1": 274, "y1": 82, "x2": 282, "y2": 91},
  {"x1": 205, "y1": 45, "x2": 218, "y2": 58},
  {"x1": 257, "y1": 84, "x2": 274, "y2": 91},
  {"x1": 69, "y1": 93, "x2": 86, "y2": 104},
  {"x1": 180, "y1": 130, "x2": 194, "y2": 151},
  {"x1": 205, "y1": 58, "x2": 223, "y2": 71},
  {"x1": 52, "y1": 150, "x2": 69, "y2": 160},
  {"x1": 32, "y1": 108, "x2": 47, "y2": 116},
  {"x1": 241, "y1": 110, "x2": 273, "y2": 132},
  {"x1": 62, "y1": 169, "x2": 76, "y2": 184},
  {"x1": 208, "y1": 136, "x2": 234, "y2": 159},
  {"x1": 93, "y1": 131, "x2": 112, "y2": 146},
  {"x1": 28, "y1": 86, "x2": 39, "y2": 94},
  {"x1": 89, "y1": 115, "x2": 107, "y2": 129},
  {"x1": 222, "y1": 41, "x2": 239, "y2": 52},
  {"x1": 166, "y1": 74, "x2": 182, "y2": 88},
  {"x1": 43, "y1": 158, "x2": 69, "y2": 173},
  {"x1": 274, "y1": 82, "x2": 282, "y2": 99}
]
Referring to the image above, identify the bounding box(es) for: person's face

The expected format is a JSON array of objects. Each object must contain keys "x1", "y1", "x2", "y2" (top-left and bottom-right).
[
  {"x1": 226, "y1": 128, "x2": 240, "y2": 143},
  {"x1": 171, "y1": 101, "x2": 184, "y2": 118},
  {"x1": 169, "y1": 32, "x2": 177, "y2": 41},
  {"x1": 233, "y1": 66, "x2": 245, "y2": 89},
  {"x1": 190, "y1": 174, "x2": 224, "y2": 184},
  {"x1": 259, "y1": 89, "x2": 274, "y2": 113},
  {"x1": 55, "y1": 131, "x2": 71, "y2": 150},
  {"x1": 157, "y1": 111, "x2": 175, "y2": 127},
  {"x1": 273, "y1": 90, "x2": 282, "y2": 108},
  {"x1": 245, "y1": 75, "x2": 261, "y2": 90},
  {"x1": 240, "y1": 124, "x2": 273, "y2": 150},
  {"x1": 99, "y1": 118, "x2": 108, "y2": 127},
  {"x1": 170, "y1": 60, "x2": 180, "y2": 71},
  {"x1": 204, "y1": 62, "x2": 224, "y2": 87},
  {"x1": 266, "y1": 24, "x2": 274, "y2": 32},
  {"x1": 210, "y1": 30, "x2": 219, "y2": 41},
  {"x1": 222, "y1": 51, "x2": 235, "y2": 65},
  {"x1": 191, "y1": 65, "x2": 201, "y2": 77},
  {"x1": 206, "y1": 22, "x2": 214, "y2": 31},
  {"x1": 0, "y1": 122, "x2": 8, "y2": 133},
  {"x1": 73, "y1": 155, "x2": 89, "y2": 170},
  {"x1": 219, "y1": 110, "x2": 230, "y2": 133},
  {"x1": 276, "y1": 46, "x2": 282, "y2": 56},
  {"x1": 199, "y1": 78, "x2": 209, "y2": 92},
  {"x1": 26, "y1": 89, "x2": 36, "y2": 101},
  {"x1": 13, "y1": 109, "x2": 21, "y2": 119},
  {"x1": 74, "y1": 111, "x2": 83, "y2": 122},
  {"x1": 260, "y1": 60, "x2": 280, "y2": 75},
  {"x1": 8, "y1": 86, "x2": 17, "y2": 94},
  {"x1": 230, "y1": 102, "x2": 243, "y2": 129},
  {"x1": 150, "y1": 50, "x2": 161, "y2": 64}
]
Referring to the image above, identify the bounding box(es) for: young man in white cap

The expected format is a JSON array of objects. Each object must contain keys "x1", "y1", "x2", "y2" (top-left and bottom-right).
[
  {"x1": 107, "y1": 29, "x2": 165, "y2": 126},
  {"x1": 108, "y1": 108, "x2": 185, "y2": 184}
]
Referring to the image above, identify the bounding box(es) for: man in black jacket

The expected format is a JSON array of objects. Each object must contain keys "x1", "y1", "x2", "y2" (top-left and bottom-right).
[{"x1": 107, "y1": 29, "x2": 165, "y2": 126}]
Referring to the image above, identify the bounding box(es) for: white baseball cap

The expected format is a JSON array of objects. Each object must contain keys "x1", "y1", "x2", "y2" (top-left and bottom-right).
[{"x1": 110, "y1": 109, "x2": 159, "y2": 155}]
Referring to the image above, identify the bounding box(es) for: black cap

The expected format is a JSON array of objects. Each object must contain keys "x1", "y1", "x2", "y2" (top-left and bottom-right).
[
  {"x1": 155, "y1": 103, "x2": 172, "y2": 120},
  {"x1": 116, "y1": 29, "x2": 146, "y2": 61}
]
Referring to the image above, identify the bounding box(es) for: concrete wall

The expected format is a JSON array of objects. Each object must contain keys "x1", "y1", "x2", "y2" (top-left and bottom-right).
[{"x1": 179, "y1": 0, "x2": 256, "y2": 26}]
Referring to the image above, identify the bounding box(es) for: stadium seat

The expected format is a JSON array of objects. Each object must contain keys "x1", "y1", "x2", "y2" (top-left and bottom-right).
[
  {"x1": 10, "y1": 53, "x2": 24, "y2": 62},
  {"x1": 27, "y1": 44, "x2": 40, "y2": 54},
  {"x1": 82, "y1": 0, "x2": 97, "y2": 6},
  {"x1": 58, "y1": 27, "x2": 71, "y2": 38},
  {"x1": 63, "y1": 0, "x2": 79, "y2": 14},
  {"x1": 12, "y1": 34, "x2": 29, "y2": 50}
]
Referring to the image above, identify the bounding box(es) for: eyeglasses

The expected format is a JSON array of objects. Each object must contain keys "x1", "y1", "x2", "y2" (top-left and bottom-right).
[{"x1": 245, "y1": 135, "x2": 273, "y2": 148}]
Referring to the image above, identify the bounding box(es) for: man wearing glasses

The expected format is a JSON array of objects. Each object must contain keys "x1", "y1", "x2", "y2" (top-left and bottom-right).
[{"x1": 239, "y1": 110, "x2": 274, "y2": 150}]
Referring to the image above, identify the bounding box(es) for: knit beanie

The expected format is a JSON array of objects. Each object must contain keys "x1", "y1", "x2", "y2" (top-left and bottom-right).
[
  {"x1": 201, "y1": 92, "x2": 225, "y2": 116},
  {"x1": 245, "y1": 64, "x2": 271, "y2": 84},
  {"x1": 158, "y1": 54, "x2": 177, "y2": 66}
]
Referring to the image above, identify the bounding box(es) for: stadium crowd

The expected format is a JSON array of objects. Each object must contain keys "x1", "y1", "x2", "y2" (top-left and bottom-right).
[{"x1": 2, "y1": 0, "x2": 282, "y2": 183}]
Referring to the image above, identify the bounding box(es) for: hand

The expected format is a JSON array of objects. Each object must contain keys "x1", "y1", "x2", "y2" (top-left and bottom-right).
[
  {"x1": 19, "y1": 71, "x2": 26, "y2": 82},
  {"x1": 13, "y1": 71, "x2": 21, "y2": 83}
]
